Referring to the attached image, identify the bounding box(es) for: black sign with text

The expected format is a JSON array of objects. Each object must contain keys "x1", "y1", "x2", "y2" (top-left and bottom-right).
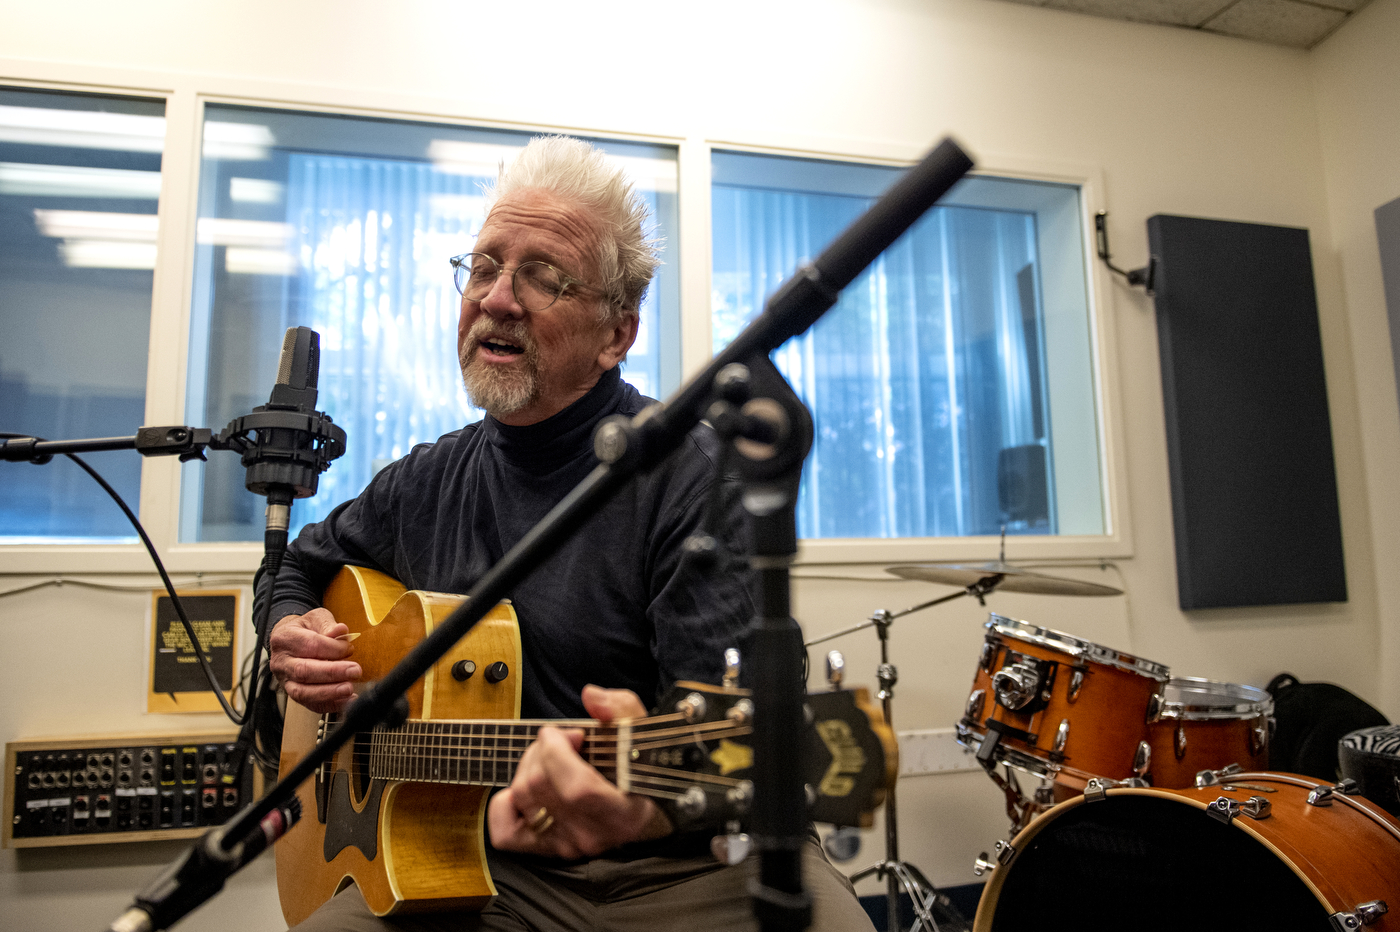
[{"x1": 152, "y1": 594, "x2": 237, "y2": 694}]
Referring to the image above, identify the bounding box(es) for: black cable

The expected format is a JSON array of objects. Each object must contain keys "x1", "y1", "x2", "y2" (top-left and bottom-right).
[
  {"x1": 1, "y1": 432, "x2": 245, "y2": 724},
  {"x1": 1094, "y1": 211, "x2": 1155, "y2": 291}
]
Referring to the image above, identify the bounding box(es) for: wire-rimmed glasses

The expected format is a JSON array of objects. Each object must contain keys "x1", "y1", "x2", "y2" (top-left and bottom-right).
[{"x1": 450, "y1": 252, "x2": 599, "y2": 312}]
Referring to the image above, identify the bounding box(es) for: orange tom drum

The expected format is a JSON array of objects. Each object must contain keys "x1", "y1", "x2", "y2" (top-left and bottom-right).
[
  {"x1": 957, "y1": 615, "x2": 1170, "y2": 794},
  {"x1": 974, "y1": 773, "x2": 1400, "y2": 932},
  {"x1": 1144, "y1": 676, "x2": 1272, "y2": 788}
]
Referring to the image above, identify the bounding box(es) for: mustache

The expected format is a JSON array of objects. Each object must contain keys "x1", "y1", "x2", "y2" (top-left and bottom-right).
[{"x1": 466, "y1": 317, "x2": 535, "y2": 355}]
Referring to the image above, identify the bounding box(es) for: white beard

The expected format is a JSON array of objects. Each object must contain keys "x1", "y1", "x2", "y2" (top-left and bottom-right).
[{"x1": 459, "y1": 319, "x2": 541, "y2": 417}]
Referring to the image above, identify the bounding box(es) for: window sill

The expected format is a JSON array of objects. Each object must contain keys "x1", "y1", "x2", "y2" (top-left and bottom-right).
[
  {"x1": 0, "y1": 532, "x2": 1132, "y2": 578},
  {"x1": 0, "y1": 543, "x2": 265, "y2": 577}
]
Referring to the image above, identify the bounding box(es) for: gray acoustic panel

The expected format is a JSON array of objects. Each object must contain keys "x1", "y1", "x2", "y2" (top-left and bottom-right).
[
  {"x1": 1148, "y1": 215, "x2": 1346, "y2": 610},
  {"x1": 1376, "y1": 196, "x2": 1400, "y2": 425}
]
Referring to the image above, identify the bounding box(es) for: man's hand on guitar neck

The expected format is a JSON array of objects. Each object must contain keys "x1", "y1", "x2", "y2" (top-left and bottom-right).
[
  {"x1": 268, "y1": 609, "x2": 363, "y2": 712},
  {"x1": 488, "y1": 684, "x2": 673, "y2": 859}
]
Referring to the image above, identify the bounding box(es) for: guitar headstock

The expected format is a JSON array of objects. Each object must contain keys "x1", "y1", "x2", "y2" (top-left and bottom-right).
[{"x1": 632, "y1": 681, "x2": 895, "y2": 831}]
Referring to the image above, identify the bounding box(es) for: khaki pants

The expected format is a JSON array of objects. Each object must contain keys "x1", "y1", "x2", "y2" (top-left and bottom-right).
[{"x1": 291, "y1": 836, "x2": 873, "y2": 932}]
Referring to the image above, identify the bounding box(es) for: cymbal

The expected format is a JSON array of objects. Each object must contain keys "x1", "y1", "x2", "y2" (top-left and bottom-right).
[{"x1": 886, "y1": 562, "x2": 1122, "y2": 597}]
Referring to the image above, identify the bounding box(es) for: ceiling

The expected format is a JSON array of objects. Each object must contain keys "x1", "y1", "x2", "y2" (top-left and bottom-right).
[{"x1": 990, "y1": 0, "x2": 1372, "y2": 48}]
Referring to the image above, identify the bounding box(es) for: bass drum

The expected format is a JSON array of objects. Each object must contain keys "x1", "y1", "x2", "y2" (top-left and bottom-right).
[{"x1": 974, "y1": 773, "x2": 1400, "y2": 932}]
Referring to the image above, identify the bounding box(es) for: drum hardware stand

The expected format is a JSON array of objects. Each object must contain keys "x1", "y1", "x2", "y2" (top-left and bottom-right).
[{"x1": 806, "y1": 578, "x2": 1000, "y2": 932}]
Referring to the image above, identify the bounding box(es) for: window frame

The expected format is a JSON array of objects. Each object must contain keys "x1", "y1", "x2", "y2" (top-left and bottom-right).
[
  {"x1": 688, "y1": 142, "x2": 1135, "y2": 567},
  {"x1": 0, "y1": 60, "x2": 1133, "y2": 577}
]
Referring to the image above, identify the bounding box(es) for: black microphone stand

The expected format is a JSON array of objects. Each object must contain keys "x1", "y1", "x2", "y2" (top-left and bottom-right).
[
  {"x1": 97, "y1": 137, "x2": 973, "y2": 932},
  {"x1": 704, "y1": 356, "x2": 815, "y2": 931}
]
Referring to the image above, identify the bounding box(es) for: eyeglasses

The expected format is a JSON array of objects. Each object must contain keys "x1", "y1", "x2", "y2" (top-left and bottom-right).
[{"x1": 449, "y1": 252, "x2": 599, "y2": 312}]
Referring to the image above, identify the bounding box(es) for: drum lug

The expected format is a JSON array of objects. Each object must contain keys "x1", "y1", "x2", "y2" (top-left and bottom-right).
[
  {"x1": 980, "y1": 640, "x2": 997, "y2": 672},
  {"x1": 1206, "y1": 795, "x2": 1271, "y2": 824},
  {"x1": 1133, "y1": 740, "x2": 1151, "y2": 777},
  {"x1": 1052, "y1": 719, "x2": 1070, "y2": 756},
  {"x1": 1330, "y1": 900, "x2": 1388, "y2": 930},
  {"x1": 1251, "y1": 716, "x2": 1269, "y2": 755},
  {"x1": 1308, "y1": 779, "x2": 1361, "y2": 807},
  {"x1": 1174, "y1": 723, "x2": 1188, "y2": 760},
  {"x1": 1194, "y1": 763, "x2": 1243, "y2": 788},
  {"x1": 966, "y1": 689, "x2": 986, "y2": 722},
  {"x1": 994, "y1": 838, "x2": 1016, "y2": 865},
  {"x1": 1144, "y1": 690, "x2": 1162, "y2": 723},
  {"x1": 1084, "y1": 777, "x2": 1111, "y2": 802},
  {"x1": 1068, "y1": 668, "x2": 1085, "y2": 703}
]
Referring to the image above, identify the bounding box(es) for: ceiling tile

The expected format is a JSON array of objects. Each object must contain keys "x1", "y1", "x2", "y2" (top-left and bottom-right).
[
  {"x1": 1041, "y1": 0, "x2": 1234, "y2": 27},
  {"x1": 1203, "y1": 0, "x2": 1348, "y2": 47}
]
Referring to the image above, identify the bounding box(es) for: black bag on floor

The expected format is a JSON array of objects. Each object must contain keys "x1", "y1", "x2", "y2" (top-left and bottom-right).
[{"x1": 1266, "y1": 673, "x2": 1389, "y2": 780}]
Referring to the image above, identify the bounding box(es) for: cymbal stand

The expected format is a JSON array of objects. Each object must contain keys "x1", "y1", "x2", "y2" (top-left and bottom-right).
[{"x1": 806, "y1": 578, "x2": 1000, "y2": 932}]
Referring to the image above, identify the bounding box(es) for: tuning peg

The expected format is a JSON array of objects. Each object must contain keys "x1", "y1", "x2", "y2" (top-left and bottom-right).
[
  {"x1": 723, "y1": 648, "x2": 740, "y2": 689},
  {"x1": 825, "y1": 651, "x2": 845, "y2": 690}
]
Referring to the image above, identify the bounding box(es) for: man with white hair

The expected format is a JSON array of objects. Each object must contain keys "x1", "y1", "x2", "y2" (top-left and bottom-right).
[{"x1": 267, "y1": 135, "x2": 874, "y2": 931}]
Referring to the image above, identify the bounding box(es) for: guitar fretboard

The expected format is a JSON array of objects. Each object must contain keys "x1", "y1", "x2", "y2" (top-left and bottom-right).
[{"x1": 367, "y1": 719, "x2": 618, "y2": 787}]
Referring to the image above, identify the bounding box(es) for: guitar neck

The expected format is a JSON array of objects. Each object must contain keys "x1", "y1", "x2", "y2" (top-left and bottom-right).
[
  {"x1": 368, "y1": 718, "x2": 611, "y2": 788},
  {"x1": 361, "y1": 711, "x2": 752, "y2": 806}
]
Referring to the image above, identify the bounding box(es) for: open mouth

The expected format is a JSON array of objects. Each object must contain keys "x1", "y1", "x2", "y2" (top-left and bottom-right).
[{"x1": 479, "y1": 338, "x2": 524, "y2": 357}]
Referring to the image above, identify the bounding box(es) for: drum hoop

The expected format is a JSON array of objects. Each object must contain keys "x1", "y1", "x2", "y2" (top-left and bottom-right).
[
  {"x1": 1160, "y1": 676, "x2": 1275, "y2": 719},
  {"x1": 973, "y1": 778, "x2": 1346, "y2": 932},
  {"x1": 986, "y1": 614, "x2": 1170, "y2": 680}
]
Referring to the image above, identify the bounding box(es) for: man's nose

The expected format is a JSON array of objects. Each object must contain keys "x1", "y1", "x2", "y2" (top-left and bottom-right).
[{"x1": 477, "y1": 268, "x2": 524, "y2": 318}]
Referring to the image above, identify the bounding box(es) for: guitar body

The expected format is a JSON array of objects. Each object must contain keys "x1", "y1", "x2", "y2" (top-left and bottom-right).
[{"x1": 276, "y1": 566, "x2": 522, "y2": 926}]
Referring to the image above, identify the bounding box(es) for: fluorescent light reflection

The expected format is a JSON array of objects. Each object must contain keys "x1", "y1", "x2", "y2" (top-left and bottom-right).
[
  {"x1": 31, "y1": 208, "x2": 159, "y2": 269},
  {"x1": 426, "y1": 140, "x2": 522, "y2": 177},
  {"x1": 610, "y1": 155, "x2": 678, "y2": 194},
  {"x1": 203, "y1": 122, "x2": 275, "y2": 161},
  {"x1": 59, "y1": 240, "x2": 158, "y2": 269},
  {"x1": 229, "y1": 177, "x2": 284, "y2": 203},
  {"x1": 0, "y1": 162, "x2": 162, "y2": 198},
  {"x1": 0, "y1": 105, "x2": 165, "y2": 152},
  {"x1": 33, "y1": 209, "x2": 159, "y2": 240},
  {"x1": 225, "y1": 247, "x2": 297, "y2": 276},
  {"x1": 196, "y1": 218, "x2": 292, "y2": 248},
  {"x1": 27, "y1": 209, "x2": 293, "y2": 272}
]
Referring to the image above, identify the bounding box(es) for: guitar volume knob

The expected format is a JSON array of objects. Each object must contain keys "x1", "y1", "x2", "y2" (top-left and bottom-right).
[
  {"x1": 451, "y1": 660, "x2": 476, "y2": 682},
  {"x1": 484, "y1": 661, "x2": 509, "y2": 684}
]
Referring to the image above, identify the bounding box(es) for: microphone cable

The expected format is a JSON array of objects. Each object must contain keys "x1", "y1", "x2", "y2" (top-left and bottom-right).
[{"x1": 1, "y1": 432, "x2": 265, "y2": 727}]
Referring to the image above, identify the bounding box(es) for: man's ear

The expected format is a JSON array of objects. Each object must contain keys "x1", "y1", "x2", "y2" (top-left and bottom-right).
[{"x1": 597, "y1": 311, "x2": 639, "y2": 369}]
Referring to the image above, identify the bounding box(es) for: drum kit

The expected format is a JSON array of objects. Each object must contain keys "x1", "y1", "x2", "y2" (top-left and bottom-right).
[{"x1": 808, "y1": 555, "x2": 1400, "y2": 932}]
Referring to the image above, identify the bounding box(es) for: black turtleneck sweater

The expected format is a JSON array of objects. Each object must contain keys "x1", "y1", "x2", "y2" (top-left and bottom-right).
[{"x1": 268, "y1": 367, "x2": 754, "y2": 718}]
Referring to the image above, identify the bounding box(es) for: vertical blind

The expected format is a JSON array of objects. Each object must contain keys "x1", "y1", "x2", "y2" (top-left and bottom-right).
[{"x1": 712, "y1": 184, "x2": 1053, "y2": 539}]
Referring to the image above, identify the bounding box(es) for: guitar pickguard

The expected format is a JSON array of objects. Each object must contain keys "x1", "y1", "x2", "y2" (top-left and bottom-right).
[{"x1": 323, "y1": 769, "x2": 384, "y2": 864}]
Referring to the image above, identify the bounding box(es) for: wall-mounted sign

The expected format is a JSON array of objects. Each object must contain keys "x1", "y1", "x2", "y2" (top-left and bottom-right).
[{"x1": 147, "y1": 590, "x2": 242, "y2": 713}]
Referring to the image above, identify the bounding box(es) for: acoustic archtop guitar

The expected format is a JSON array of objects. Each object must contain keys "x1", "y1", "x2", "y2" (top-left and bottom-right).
[{"x1": 276, "y1": 565, "x2": 895, "y2": 925}]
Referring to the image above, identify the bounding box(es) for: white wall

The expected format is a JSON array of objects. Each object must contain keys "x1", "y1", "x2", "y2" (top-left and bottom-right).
[
  {"x1": 1, "y1": 0, "x2": 1396, "y2": 927},
  {"x1": 1311, "y1": 0, "x2": 1400, "y2": 724}
]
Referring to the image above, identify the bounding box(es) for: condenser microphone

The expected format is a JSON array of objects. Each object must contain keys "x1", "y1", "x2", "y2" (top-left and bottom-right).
[
  {"x1": 216, "y1": 326, "x2": 346, "y2": 574},
  {"x1": 269, "y1": 326, "x2": 320, "y2": 416}
]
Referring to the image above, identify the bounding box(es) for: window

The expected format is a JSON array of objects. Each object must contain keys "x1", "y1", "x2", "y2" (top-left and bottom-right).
[
  {"x1": 711, "y1": 151, "x2": 1104, "y2": 540},
  {"x1": 181, "y1": 106, "x2": 680, "y2": 543},
  {"x1": 0, "y1": 88, "x2": 165, "y2": 543}
]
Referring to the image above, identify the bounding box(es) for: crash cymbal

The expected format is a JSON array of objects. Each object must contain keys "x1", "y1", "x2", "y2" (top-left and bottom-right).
[{"x1": 887, "y1": 562, "x2": 1122, "y2": 596}]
